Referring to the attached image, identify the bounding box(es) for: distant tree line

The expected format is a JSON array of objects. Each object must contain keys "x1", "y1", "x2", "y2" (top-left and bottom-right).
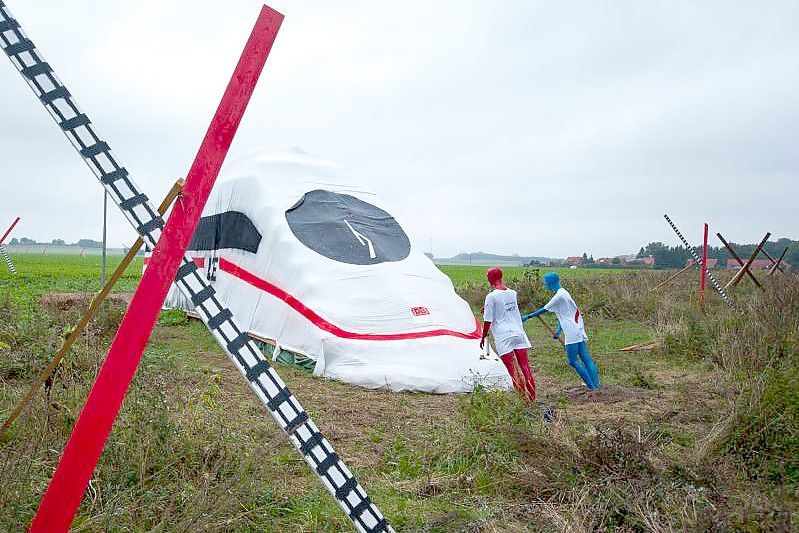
[
  {"x1": 635, "y1": 238, "x2": 799, "y2": 269},
  {"x1": 8, "y1": 237, "x2": 104, "y2": 248}
]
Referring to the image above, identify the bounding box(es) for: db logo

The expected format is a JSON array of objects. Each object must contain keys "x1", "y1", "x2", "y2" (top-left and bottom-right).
[{"x1": 411, "y1": 307, "x2": 429, "y2": 316}]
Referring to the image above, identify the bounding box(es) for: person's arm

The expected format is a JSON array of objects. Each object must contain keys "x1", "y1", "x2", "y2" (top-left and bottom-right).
[
  {"x1": 529, "y1": 306, "x2": 549, "y2": 318},
  {"x1": 481, "y1": 294, "x2": 494, "y2": 349},
  {"x1": 553, "y1": 320, "x2": 562, "y2": 340},
  {"x1": 522, "y1": 291, "x2": 560, "y2": 322},
  {"x1": 480, "y1": 321, "x2": 491, "y2": 349},
  {"x1": 521, "y1": 306, "x2": 549, "y2": 322}
]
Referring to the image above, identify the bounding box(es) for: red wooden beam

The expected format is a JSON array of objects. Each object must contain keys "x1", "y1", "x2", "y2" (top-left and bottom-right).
[
  {"x1": 0, "y1": 216, "x2": 20, "y2": 244},
  {"x1": 699, "y1": 223, "x2": 708, "y2": 310},
  {"x1": 700, "y1": 223, "x2": 708, "y2": 293},
  {"x1": 29, "y1": 7, "x2": 282, "y2": 531}
]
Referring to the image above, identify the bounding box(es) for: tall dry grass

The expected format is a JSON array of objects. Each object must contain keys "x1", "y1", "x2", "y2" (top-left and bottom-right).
[{"x1": 453, "y1": 269, "x2": 799, "y2": 529}]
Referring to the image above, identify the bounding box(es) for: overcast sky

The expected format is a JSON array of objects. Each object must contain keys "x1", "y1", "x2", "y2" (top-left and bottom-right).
[{"x1": 1, "y1": 1, "x2": 796, "y2": 258}]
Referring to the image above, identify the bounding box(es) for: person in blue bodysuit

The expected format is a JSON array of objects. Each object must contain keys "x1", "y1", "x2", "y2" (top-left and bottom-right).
[{"x1": 521, "y1": 272, "x2": 600, "y2": 390}]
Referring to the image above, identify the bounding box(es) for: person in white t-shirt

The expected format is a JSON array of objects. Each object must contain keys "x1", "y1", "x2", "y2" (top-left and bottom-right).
[
  {"x1": 480, "y1": 267, "x2": 536, "y2": 401},
  {"x1": 522, "y1": 272, "x2": 600, "y2": 390}
]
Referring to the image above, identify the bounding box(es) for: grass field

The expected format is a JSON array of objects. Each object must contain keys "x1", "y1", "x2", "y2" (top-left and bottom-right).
[
  {"x1": 1, "y1": 255, "x2": 797, "y2": 531},
  {"x1": 0, "y1": 254, "x2": 143, "y2": 307}
]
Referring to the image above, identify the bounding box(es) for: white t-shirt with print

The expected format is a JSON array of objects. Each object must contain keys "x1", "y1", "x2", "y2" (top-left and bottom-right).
[
  {"x1": 483, "y1": 288, "x2": 532, "y2": 355},
  {"x1": 544, "y1": 287, "x2": 587, "y2": 345}
]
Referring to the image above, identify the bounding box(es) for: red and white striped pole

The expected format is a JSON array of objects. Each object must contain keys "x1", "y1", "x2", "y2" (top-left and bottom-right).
[{"x1": 28, "y1": 7, "x2": 282, "y2": 531}]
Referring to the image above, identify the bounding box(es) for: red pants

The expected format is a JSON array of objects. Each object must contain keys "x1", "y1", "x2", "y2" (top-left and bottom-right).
[{"x1": 501, "y1": 349, "x2": 536, "y2": 402}]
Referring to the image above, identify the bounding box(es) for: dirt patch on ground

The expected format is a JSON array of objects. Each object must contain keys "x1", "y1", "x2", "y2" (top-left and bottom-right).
[
  {"x1": 189, "y1": 345, "x2": 461, "y2": 470},
  {"x1": 538, "y1": 383, "x2": 683, "y2": 428},
  {"x1": 38, "y1": 292, "x2": 132, "y2": 312}
]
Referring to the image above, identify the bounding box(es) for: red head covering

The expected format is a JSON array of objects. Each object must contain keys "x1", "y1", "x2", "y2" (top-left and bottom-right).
[{"x1": 486, "y1": 267, "x2": 506, "y2": 289}]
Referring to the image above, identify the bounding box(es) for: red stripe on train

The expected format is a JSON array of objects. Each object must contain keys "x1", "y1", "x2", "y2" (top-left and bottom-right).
[{"x1": 218, "y1": 258, "x2": 481, "y2": 341}]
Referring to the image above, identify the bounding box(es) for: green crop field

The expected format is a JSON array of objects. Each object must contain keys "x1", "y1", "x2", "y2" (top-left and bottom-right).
[
  {"x1": 0, "y1": 254, "x2": 143, "y2": 307},
  {"x1": 1, "y1": 253, "x2": 797, "y2": 530}
]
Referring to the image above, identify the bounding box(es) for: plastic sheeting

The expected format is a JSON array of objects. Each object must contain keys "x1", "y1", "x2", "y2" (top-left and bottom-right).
[{"x1": 161, "y1": 150, "x2": 512, "y2": 393}]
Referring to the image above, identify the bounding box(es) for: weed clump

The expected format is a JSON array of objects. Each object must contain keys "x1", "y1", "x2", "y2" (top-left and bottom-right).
[
  {"x1": 0, "y1": 292, "x2": 56, "y2": 380},
  {"x1": 724, "y1": 362, "x2": 799, "y2": 490},
  {"x1": 157, "y1": 308, "x2": 188, "y2": 327}
]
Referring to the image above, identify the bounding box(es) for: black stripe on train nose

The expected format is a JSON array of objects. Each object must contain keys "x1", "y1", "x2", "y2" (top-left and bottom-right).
[{"x1": 189, "y1": 211, "x2": 262, "y2": 253}]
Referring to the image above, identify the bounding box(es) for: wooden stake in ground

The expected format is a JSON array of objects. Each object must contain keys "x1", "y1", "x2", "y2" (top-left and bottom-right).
[
  {"x1": 716, "y1": 232, "x2": 763, "y2": 290},
  {"x1": 619, "y1": 342, "x2": 659, "y2": 352},
  {"x1": 724, "y1": 232, "x2": 771, "y2": 290},
  {"x1": 649, "y1": 261, "x2": 694, "y2": 292},
  {"x1": 537, "y1": 316, "x2": 565, "y2": 346},
  {"x1": 0, "y1": 180, "x2": 183, "y2": 437}
]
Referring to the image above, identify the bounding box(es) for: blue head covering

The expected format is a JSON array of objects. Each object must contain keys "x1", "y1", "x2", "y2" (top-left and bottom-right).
[{"x1": 543, "y1": 272, "x2": 560, "y2": 292}]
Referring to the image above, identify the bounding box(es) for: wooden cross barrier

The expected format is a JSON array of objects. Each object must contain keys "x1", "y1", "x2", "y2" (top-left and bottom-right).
[
  {"x1": 767, "y1": 247, "x2": 788, "y2": 276},
  {"x1": 724, "y1": 232, "x2": 771, "y2": 290},
  {"x1": 761, "y1": 248, "x2": 785, "y2": 273},
  {"x1": 716, "y1": 232, "x2": 763, "y2": 290}
]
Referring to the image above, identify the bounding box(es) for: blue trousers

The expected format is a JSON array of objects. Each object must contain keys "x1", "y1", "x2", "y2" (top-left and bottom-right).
[{"x1": 565, "y1": 341, "x2": 600, "y2": 389}]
